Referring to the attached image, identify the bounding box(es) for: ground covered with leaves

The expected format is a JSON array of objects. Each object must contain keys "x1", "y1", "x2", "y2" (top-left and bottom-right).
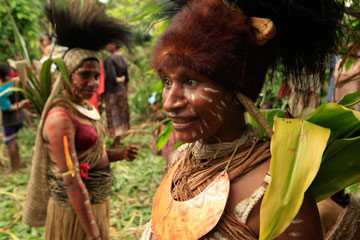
[{"x1": 0, "y1": 121, "x2": 166, "y2": 240}]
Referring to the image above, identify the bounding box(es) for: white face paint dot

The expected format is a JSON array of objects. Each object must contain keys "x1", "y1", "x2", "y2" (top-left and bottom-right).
[
  {"x1": 192, "y1": 131, "x2": 197, "y2": 138},
  {"x1": 217, "y1": 114, "x2": 223, "y2": 122}
]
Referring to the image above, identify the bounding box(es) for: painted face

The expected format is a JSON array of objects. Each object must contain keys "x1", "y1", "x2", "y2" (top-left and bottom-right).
[
  {"x1": 70, "y1": 60, "x2": 100, "y2": 100},
  {"x1": 161, "y1": 67, "x2": 237, "y2": 143}
]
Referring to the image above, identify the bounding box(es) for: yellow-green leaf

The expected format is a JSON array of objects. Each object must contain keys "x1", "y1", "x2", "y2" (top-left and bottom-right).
[{"x1": 259, "y1": 117, "x2": 330, "y2": 240}]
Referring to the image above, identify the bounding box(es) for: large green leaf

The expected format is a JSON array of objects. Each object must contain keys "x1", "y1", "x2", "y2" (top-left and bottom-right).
[
  {"x1": 338, "y1": 91, "x2": 360, "y2": 108},
  {"x1": 311, "y1": 136, "x2": 360, "y2": 202},
  {"x1": 305, "y1": 103, "x2": 360, "y2": 143},
  {"x1": 259, "y1": 117, "x2": 330, "y2": 240},
  {"x1": 156, "y1": 120, "x2": 173, "y2": 152},
  {"x1": 52, "y1": 58, "x2": 70, "y2": 86},
  {"x1": 39, "y1": 59, "x2": 54, "y2": 101}
]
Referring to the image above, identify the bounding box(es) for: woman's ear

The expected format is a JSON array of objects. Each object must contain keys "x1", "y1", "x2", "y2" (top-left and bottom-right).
[{"x1": 250, "y1": 17, "x2": 276, "y2": 46}]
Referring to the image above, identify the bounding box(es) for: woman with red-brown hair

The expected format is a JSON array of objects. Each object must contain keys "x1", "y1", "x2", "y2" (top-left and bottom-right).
[{"x1": 142, "y1": 0, "x2": 343, "y2": 239}]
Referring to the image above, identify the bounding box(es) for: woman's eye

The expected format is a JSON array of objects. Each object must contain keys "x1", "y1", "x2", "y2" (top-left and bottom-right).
[
  {"x1": 163, "y1": 77, "x2": 172, "y2": 87},
  {"x1": 81, "y1": 72, "x2": 90, "y2": 79},
  {"x1": 187, "y1": 79, "x2": 198, "y2": 86}
]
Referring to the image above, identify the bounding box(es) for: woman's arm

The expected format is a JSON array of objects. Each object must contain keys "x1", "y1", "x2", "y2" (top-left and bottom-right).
[
  {"x1": 274, "y1": 190, "x2": 323, "y2": 240},
  {"x1": 43, "y1": 108, "x2": 101, "y2": 240},
  {"x1": 106, "y1": 145, "x2": 139, "y2": 162}
]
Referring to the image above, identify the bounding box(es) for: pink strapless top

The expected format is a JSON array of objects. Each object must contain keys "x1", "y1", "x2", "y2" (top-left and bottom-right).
[
  {"x1": 46, "y1": 109, "x2": 98, "y2": 151},
  {"x1": 72, "y1": 118, "x2": 98, "y2": 151}
]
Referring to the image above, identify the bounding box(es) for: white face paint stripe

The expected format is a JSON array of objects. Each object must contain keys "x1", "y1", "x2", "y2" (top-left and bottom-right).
[
  {"x1": 191, "y1": 94, "x2": 195, "y2": 101},
  {"x1": 216, "y1": 105, "x2": 222, "y2": 110},
  {"x1": 221, "y1": 101, "x2": 227, "y2": 108},
  {"x1": 204, "y1": 87, "x2": 219, "y2": 93},
  {"x1": 209, "y1": 109, "x2": 217, "y2": 116},
  {"x1": 200, "y1": 94, "x2": 214, "y2": 103},
  {"x1": 217, "y1": 114, "x2": 223, "y2": 122},
  {"x1": 203, "y1": 120, "x2": 209, "y2": 129}
]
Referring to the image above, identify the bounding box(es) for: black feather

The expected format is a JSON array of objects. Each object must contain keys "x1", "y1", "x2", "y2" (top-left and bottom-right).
[
  {"x1": 152, "y1": 0, "x2": 343, "y2": 75},
  {"x1": 45, "y1": 0, "x2": 133, "y2": 51}
]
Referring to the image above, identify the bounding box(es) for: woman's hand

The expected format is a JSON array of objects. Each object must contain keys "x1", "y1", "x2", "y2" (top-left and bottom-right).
[
  {"x1": 123, "y1": 145, "x2": 139, "y2": 161},
  {"x1": 106, "y1": 145, "x2": 140, "y2": 162},
  {"x1": 116, "y1": 75, "x2": 126, "y2": 83}
]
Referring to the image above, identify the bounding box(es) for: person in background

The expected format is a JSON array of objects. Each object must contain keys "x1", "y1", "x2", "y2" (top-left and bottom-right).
[
  {"x1": 40, "y1": 33, "x2": 53, "y2": 63},
  {"x1": 0, "y1": 61, "x2": 26, "y2": 173},
  {"x1": 103, "y1": 42, "x2": 131, "y2": 148},
  {"x1": 148, "y1": 92, "x2": 177, "y2": 165},
  {"x1": 333, "y1": 46, "x2": 360, "y2": 110},
  {"x1": 23, "y1": 1, "x2": 138, "y2": 239}
]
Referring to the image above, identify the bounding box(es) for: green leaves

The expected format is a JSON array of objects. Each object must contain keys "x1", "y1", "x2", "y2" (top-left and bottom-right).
[
  {"x1": 311, "y1": 136, "x2": 360, "y2": 202},
  {"x1": 259, "y1": 117, "x2": 330, "y2": 240},
  {"x1": 155, "y1": 119, "x2": 173, "y2": 152},
  {"x1": 338, "y1": 91, "x2": 360, "y2": 108}
]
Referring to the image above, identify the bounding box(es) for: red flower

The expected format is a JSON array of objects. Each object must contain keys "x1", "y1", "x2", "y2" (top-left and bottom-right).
[{"x1": 79, "y1": 163, "x2": 90, "y2": 180}]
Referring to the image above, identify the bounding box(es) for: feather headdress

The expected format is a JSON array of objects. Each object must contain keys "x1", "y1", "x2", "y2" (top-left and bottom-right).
[
  {"x1": 45, "y1": 0, "x2": 133, "y2": 52},
  {"x1": 152, "y1": 0, "x2": 343, "y2": 100}
]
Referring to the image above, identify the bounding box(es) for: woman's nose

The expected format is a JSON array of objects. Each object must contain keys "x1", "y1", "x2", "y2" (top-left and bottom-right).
[{"x1": 163, "y1": 85, "x2": 187, "y2": 112}]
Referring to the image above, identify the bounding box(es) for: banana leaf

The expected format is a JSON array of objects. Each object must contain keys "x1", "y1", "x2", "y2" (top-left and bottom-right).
[{"x1": 259, "y1": 117, "x2": 330, "y2": 240}]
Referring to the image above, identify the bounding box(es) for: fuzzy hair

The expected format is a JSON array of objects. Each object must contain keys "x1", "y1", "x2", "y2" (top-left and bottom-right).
[
  {"x1": 152, "y1": 0, "x2": 343, "y2": 100},
  {"x1": 45, "y1": 0, "x2": 133, "y2": 51},
  {"x1": 0, "y1": 62, "x2": 10, "y2": 80}
]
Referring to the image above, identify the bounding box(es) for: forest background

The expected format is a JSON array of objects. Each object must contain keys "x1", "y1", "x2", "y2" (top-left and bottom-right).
[{"x1": 0, "y1": 0, "x2": 360, "y2": 239}]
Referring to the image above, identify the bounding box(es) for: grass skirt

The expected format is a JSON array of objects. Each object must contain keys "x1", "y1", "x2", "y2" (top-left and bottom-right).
[{"x1": 45, "y1": 197, "x2": 110, "y2": 240}]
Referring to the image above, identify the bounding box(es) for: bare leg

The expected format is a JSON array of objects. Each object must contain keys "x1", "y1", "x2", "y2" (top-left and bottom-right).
[
  {"x1": 6, "y1": 140, "x2": 25, "y2": 173},
  {"x1": 23, "y1": 109, "x2": 34, "y2": 129}
]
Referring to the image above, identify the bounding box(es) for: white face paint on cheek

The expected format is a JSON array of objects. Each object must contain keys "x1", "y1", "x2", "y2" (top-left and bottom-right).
[
  {"x1": 221, "y1": 101, "x2": 227, "y2": 108},
  {"x1": 203, "y1": 119, "x2": 209, "y2": 129},
  {"x1": 216, "y1": 105, "x2": 223, "y2": 110},
  {"x1": 200, "y1": 126, "x2": 204, "y2": 134},
  {"x1": 217, "y1": 114, "x2": 223, "y2": 122},
  {"x1": 192, "y1": 130, "x2": 197, "y2": 138},
  {"x1": 191, "y1": 94, "x2": 195, "y2": 101},
  {"x1": 204, "y1": 87, "x2": 219, "y2": 93},
  {"x1": 200, "y1": 94, "x2": 214, "y2": 103},
  {"x1": 209, "y1": 109, "x2": 217, "y2": 117}
]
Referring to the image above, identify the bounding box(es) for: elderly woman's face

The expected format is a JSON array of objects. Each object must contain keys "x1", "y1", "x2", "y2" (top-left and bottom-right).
[
  {"x1": 161, "y1": 67, "x2": 236, "y2": 143},
  {"x1": 71, "y1": 60, "x2": 100, "y2": 100}
]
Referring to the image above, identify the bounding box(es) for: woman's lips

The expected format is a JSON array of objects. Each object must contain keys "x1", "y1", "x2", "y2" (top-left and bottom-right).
[{"x1": 171, "y1": 117, "x2": 198, "y2": 129}]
